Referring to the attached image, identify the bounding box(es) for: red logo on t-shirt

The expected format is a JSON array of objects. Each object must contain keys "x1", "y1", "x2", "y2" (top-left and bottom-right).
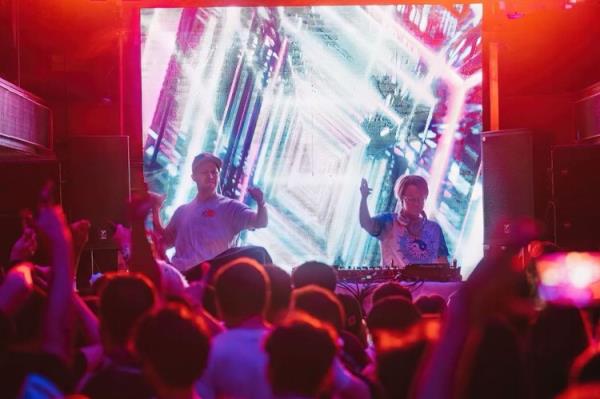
[{"x1": 202, "y1": 209, "x2": 216, "y2": 217}]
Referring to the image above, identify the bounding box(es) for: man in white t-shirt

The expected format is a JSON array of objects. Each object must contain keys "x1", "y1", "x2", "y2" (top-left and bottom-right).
[
  {"x1": 196, "y1": 258, "x2": 273, "y2": 399},
  {"x1": 159, "y1": 153, "x2": 268, "y2": 272}
]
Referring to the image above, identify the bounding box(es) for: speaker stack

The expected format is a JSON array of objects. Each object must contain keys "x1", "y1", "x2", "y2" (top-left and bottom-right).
[
  {"x1": 481, "y1": 129, "x2": 535, "y2": 251},
  {"x1": 551, "y1": 144, "x2": 600, "y2": 250},
  {"x1": 65, "y1": 136, "x2": 131, "y2": 287}
]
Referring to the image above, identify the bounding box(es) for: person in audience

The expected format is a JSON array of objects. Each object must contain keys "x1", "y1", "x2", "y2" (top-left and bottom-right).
[
  {"x1": 464, "y1": 318, "x2": 527, "y2": 399},
  {"x1": 530, "y1": 304, "x2": 590, "y2": 399},
  {"x1": 415, "y1": 294, "x2": 447, "y2": 316},
  {"x1": 376, "y1": 341, "x2": 428, "y2": 399},
  {"x1": 291, "y1": 261, "x2": 337, "y2": 292},
  {"x1": 82, "y1": 272, "x2": 157, "y2": 399},
  {"x1": 264, "y1": 264, "x2": 292, "y2": 325},
  {"x1": 292, "y1": 285, "x2": 345, "y2": 332},
  {"x1": 359, "y1": 175, "x2": 448, "y2": 267},
  {"x1": 133, "y1": 304, "x2": 211, "y2": 399},
  {"x1": 265, "y1": 316, "x2": 338, "y2": 399},
  {"x1": 412, "y1": 225, "x2": 539, "y2": 399},
  {"x1": 154, "y1": 152, "x2": 268, "y2": 272},
  {"x1": 366, "y1": 297, "x2": 422, "y2": 348},
  {"x1": 196, "y1": 257, "x2": 272, "y2": 399},
  {"x1": 371, "y1": 281, "x2": 413, "y2": 305},
  {"x1": 291, "y1": 285, "x2": 371, "y2": 399},
  {"x1": 0, "y1": 197, "x2": 79, "y2": 398}
]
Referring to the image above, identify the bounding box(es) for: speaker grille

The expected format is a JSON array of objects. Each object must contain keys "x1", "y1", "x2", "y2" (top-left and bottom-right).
[{"x1": 482, "y1": 129, "x2": 534, "y2": 247}]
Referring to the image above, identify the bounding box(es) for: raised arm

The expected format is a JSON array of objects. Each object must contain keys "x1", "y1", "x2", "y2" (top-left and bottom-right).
[
  {"x1": 359, "y1": 178, "x2": 378, "y2": 235},
  {"x1": 37, "y1": 202, "x2": 75, "y2": 363},
  {"x1": 129, "y1": 195, "x2": 163, "y2": 293},
  {"x1": 247, "y1": 186, "x2": 268, "y2": 228}
]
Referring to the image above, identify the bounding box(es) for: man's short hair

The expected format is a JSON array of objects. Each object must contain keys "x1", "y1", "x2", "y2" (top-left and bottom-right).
[
  {"x1": 99, "y1": 272, "x2": 157, "y2": 346},
  {"x1": 372, "y1": 282, "x2": 412, "y2": 304},
  {"x1": 134, "y1": 304, "x2": 210, "y2": 388},
  {"x1": 214, "y1": 257, "x2": 270, "y2": 321},
  {"x1": 414, "y1": 295, "x2": 447, "y2": 315},
  {"x1": 367, "y1": 296, "x2": 421, "y2": 333},
  {"x1": 265, "y1": 317, "x2": 337, "y2": 397},
  {"x1": 291, "y1": 261, "x2": 337, "y2": 292},
  {"x1": 292, "y1": 285, "x2": 345, "y2": 331}
]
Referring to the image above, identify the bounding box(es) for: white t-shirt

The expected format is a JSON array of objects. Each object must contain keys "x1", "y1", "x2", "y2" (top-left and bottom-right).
[
  {"x1": 165, "y1": 194, "x2": 260, "y2": 271},
  {"x1": 196, "y1": 327, "x2": 273, "y2": 399}
]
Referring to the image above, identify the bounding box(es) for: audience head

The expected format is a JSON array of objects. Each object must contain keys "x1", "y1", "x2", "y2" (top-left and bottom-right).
[
  {"x1": 292, "y1": 285, "x2": 345, "y2": 332},
  {"x1": 133, "y1": 304, "x2": 211, "y2": 391},
  {"x1": 531, "y1": 304, "x2": 590, "y2": 399},
  {"x1": 265, "y1": 315, "x2": 337, "y2": 398},
  {"x1": 465, "y1": 318, "x2": 526, "y2": 399},
  {"x1": 372, "y1": 281, "x2": 412, "y2": 304},
  {"x1": 367, "y1": 297, "x2": 421, "y2": 347},
  {"x1": 415, "y1": 295, "x2": 447, "y2": 316},
  {"x1": 292, "y1": 261, "x2": 337, "y2": 292},
  {"x1": 213, "y1": 257, "x2": 270, "y2": 326},
  {"x1": 99, "y1": 272, "x2": 157, "y2": 349},
  {"x1": 264, "y1": 264, "x2": 292, "y2": 324}
]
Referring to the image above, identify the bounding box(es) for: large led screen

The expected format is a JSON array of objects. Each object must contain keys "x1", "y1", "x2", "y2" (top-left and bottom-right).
[{"x1": 141, "y1": 4, "x2": 484, "y2": 274}]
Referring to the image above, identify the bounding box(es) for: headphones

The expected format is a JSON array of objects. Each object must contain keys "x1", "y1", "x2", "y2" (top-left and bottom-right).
[{"x1": 397, "y1": 210, "x2": 427, "y2": 238}]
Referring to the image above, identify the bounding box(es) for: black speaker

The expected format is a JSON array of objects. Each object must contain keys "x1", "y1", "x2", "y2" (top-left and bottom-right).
[
  {"x1": 0, "y1": 158, "x2": 61, "y2": 266},
  {"x1": 552, "y1": 144, "x2": 600, "y2": 250},
  {"x1": 482, "y1": 129, "x2": 534, "y2": 248},
  {"x1": 65, "y1": 136, "x2": 130, "y2": 250}
]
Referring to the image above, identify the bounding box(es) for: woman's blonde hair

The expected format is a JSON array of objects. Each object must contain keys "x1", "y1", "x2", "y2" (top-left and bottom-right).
[{"x1": 393, "y1": 174, "x2": 429, "y2": 200}]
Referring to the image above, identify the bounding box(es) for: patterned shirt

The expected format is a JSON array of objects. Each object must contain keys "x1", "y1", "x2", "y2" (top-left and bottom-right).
[{"x1": 370, "y1": 212, "x2": 449, "y2": 267}]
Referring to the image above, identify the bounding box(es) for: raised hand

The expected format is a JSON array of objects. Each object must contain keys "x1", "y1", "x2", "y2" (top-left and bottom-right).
[
  {"x1": 360, "y1": 178, "x2": 372, "y2": 199},
  {"x1": 247, "y1": 186, "x2": 265, "y2": 206},
  {"x1": 37, "y1": 204, "x2": 73, "y2": 250},
  {"x1": 9, "y1": 228, "x2": 38, "y2": 262},
  {"x1": 70, "y1": 219, "x2": 91, "y2": 254},
  {"x1": 0, "y1": 263, "x2": 35, "y2": 315}
]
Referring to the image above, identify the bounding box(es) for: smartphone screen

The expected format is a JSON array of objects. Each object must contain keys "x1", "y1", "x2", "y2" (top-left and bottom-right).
[{"x1": 536, "y1": 252, "x2": 600, "y2": 307}]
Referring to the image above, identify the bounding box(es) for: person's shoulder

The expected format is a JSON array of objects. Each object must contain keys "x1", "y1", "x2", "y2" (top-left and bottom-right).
[
  {"x1": 216, "y1": 194, "x2": 249, "y2": 209},
  {"x1": 374, "y1": 212, "x2": 395, "y2": 224},
  {"x1": 172, "y1": 200, "x2": 194, "y2": 215},
  {"x1": 424, "y1": 218, "x2": 442, "y2": 228},
  {"x1": 83, "y1": 360, "x2": 151, "y2": 393},
  {"x1": 424, "y1": 218, "x2": 444, "y2": 233}
]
